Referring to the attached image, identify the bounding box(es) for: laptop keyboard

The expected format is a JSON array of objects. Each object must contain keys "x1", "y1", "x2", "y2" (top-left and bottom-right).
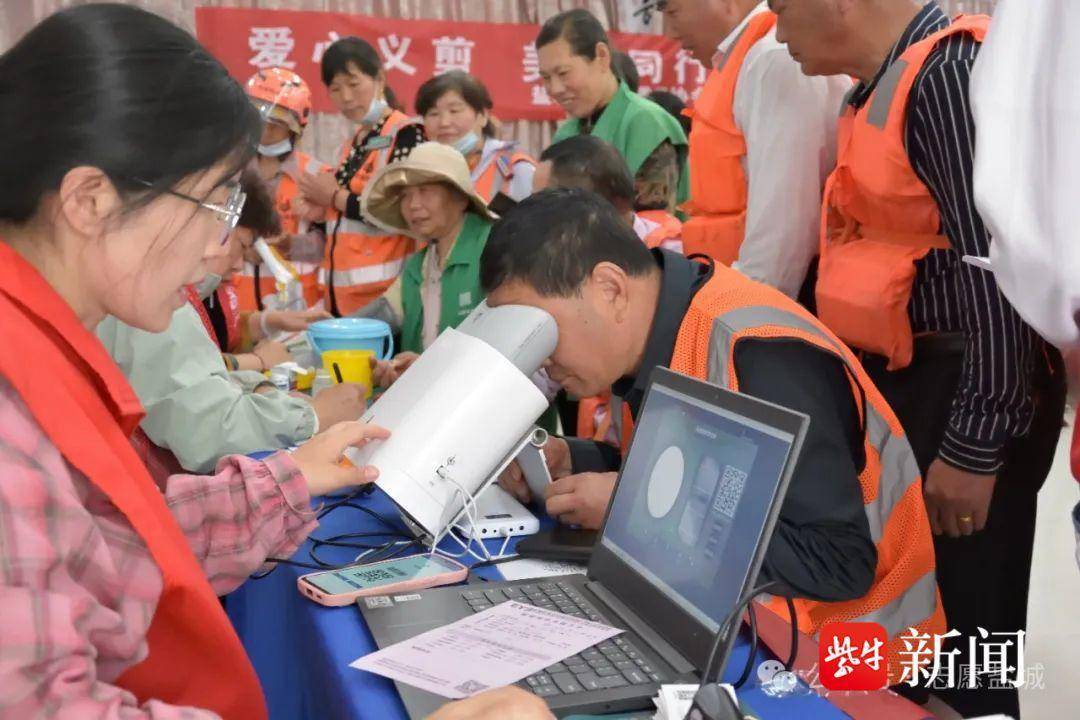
[{"x1": 460, "y1": 580, "x2": 667, "y2": 698}]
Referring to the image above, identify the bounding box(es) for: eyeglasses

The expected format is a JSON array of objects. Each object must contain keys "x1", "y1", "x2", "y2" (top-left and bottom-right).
[
  {"x1": 136, "y1": 179, "x2": 247, "y2": 245},
  {"x1": 168, "y1": 184, "x2": 247, "y2": 245}
]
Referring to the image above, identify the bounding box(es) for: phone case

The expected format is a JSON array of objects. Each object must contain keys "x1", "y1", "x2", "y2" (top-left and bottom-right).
[{"x1": 297, "y1": 556, "x2": 469, "y2": 607}]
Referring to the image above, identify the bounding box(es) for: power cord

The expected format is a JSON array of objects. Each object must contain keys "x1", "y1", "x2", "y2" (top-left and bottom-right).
[
  {"x1": 431, "y1": 473, "x2": 517, "y2": 565},
  {"x1": 700, "y1": 581, "x2": 798, "y2": 690},
  {"x1": 701, "y1": 581, "x2": 779, "y2": 687},
  {"x1": 690, "y1": 582, "x2": 798, "y2": 720},
  {"x1": 732, "y1": 602, "x2": 759, "y2": 689},
  {"x1": 250, "y1": 487, "x2": 412, "y2": 580}
]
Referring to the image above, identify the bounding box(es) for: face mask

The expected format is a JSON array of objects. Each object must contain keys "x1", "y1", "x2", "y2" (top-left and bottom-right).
[
  {"x1": 452, "y1": 131, "x2": 480, "y2": 156},
  {"x1": 360, "y1": 95, "x2": 388, "y2": 125},
  {"x1": 257, "y1": 137, "x2": 292, "y2": 157},
  {"x1": 194, "y1": 273, "x2": 223, "y2": 300}
]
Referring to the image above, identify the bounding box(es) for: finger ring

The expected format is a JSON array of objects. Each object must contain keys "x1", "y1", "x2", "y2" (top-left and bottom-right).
[{"x1": 958, "y1": 515, "x2": 973, "y2": 523}]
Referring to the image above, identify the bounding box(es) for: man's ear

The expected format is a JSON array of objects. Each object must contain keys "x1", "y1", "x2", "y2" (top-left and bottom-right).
[
  {"x1": 590, "y1": 261, "x2": 631, "y2": 321},
  {"x1": 55, "y1": 166, "x2": 123, "y2": 239}
]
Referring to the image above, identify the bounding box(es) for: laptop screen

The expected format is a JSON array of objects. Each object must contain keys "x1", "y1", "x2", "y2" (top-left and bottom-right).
[{"x1": 598, "y1": 379, "x2": 796, "y2": 634}]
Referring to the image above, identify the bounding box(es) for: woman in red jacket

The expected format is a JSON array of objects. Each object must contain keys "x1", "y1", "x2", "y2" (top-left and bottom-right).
[{"x1": 0, "y1": 6, "x2": 393, "y2": 718}]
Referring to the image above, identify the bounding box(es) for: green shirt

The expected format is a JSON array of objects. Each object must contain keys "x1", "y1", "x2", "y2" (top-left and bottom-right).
[
  {"x1": 400, "y1": 212, "x2": 493, "y2": 353},
  {"x1": 552, "y1": 81, "x2": 689, "y2": 205},
  {"x1": 96, "y1": 305, "x2": 317, "y2": 473}
]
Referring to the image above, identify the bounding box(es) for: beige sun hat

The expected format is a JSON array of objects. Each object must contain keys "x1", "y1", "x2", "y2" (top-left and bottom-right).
[{"x1": 361, "y1": 142, "x2": 495, "y2": 236}]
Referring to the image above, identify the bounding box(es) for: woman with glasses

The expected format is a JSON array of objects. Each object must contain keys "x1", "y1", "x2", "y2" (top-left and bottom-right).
[
  {"x1": 0, "y1": 6, "x2": 391, "y2": 717},
  {"x1": 97, "y1": 169, "x2": 367, "y2": 482}
]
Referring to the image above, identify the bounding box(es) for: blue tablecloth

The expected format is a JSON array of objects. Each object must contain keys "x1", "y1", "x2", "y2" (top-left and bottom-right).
[{"x1": 226, "y1": 486, "x2": 849, "y2": 720}]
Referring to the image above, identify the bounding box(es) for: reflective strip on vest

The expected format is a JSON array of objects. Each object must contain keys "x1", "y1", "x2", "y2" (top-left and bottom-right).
[
  {"x1": 706, "y1": 304, "x2": 933, "y2": 628},
  {"x1": 866, "y1": 59, "x2": 910, "y2": 130},
  {"x1": 714, "y1": 25, "x2": 749, "y2": 73},
  {"x1": 238, "y1": 260, "x2": 318, "y2": 281},
  {"x1": 472, "y1": 148, "x2": 501, "y2": 186},
  {"x1": 473, "y1": 145, "x2": 522, "y2": 201},
  {"x1": 849, "y1": 569, "x2": 938, "y2": 639},
  {"x1": 292, "y1": 260, "x2": 320, "y2": 274},
  {"x1": 330, "y1": 257, "x2": 406, "y2": 288},
  {"x1": 705, "y1": 304, "x2": 920, "y2": 537},
  {"x1": 334, "y1": 215, "x2": 397, "y2": 237},
  {"x1": 705, "y1": 305, "x2": 846, "y2": 384},
  {"x1": 863, "y1": 406, "x2": 922, "y2": 543}
]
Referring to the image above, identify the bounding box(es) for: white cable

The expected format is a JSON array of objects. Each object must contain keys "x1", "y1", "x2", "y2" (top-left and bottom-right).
[
  {"x1": 496, "y1": 532, "x2": 513, "y2": 559},
  {"x1": 428, "y1": 471, "x2": 520, "y2": 567},
  {"x1": 430, "y1": 474, "x2": 483, "y2": 557}
]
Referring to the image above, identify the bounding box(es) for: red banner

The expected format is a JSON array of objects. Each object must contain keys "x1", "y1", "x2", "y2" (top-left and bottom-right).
[{"x1": 194, "y1": 7, "x2": 708, "y2": 122}]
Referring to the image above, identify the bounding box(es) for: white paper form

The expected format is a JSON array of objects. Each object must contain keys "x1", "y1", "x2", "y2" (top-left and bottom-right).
[{"x1": 350, "y1": 600, "x2": 622, "y2": 699}]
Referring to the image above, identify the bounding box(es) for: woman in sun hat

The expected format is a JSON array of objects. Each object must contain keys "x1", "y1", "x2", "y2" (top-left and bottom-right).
[{"x1": 354, "y1": 142, "x2": 495, "y2": 363}]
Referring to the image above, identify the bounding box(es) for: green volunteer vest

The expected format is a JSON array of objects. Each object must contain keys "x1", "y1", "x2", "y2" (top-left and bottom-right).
[
  {"x1": 400, "y1": 212, "x2": 492, "y2": 353},
  {"x1": 552, "y1": 81, "x2": 689, "y2": 205}
]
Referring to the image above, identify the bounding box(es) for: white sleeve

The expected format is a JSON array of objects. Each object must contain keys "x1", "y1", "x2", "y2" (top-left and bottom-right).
[
  {"x1": 972, "y1": 0, "x2": 1080, "y2": 351},
  {"x1": 732, "y1": 44, "x2": 849, "y2": 299},
  {"x1": 506, "y1": 160, "x2": 537, "y2": 202}
]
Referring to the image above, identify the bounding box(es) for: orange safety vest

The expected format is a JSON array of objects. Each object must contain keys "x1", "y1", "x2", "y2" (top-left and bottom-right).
[
  {"x1": 0, "y1": 241, "x2": 266, "y2": 718},
  {"x1": 636, "y1": 209, "x2": 684, "y2": 251},
  {"x1": 235, "y1": 150, "x2": 329, "y2": 313},
  {"x1": 323, "y1": 110, "x2": 419, "y2": 316},
  {"x1": 593, "y1": 263, "x2": 945, "y2": 683},
  {"x1": 470, "y1": 142, "x2": 535, "y2": 203},
  {"x1": 682, "y1": 266, "x2": 944, "y2": 683},
  {"x1": 816, "y1": 16, "x2": 990, "y2": 371},
  {"x1": 680, "y1": 11, "x2": 776, "y2": 265}
]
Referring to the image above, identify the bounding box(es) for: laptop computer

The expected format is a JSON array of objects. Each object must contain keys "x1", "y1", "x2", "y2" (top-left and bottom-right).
[{"x1": 359, "y1": 367, "x2": 809, "y2": 718}]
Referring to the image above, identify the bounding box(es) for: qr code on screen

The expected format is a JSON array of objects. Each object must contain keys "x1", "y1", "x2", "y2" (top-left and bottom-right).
[
  {"x1": 712, "y1": 465, "x2": 747, "y2": 518},
  {"x1": 455, "y1": 680, "x2": 489, "y2": 696}
]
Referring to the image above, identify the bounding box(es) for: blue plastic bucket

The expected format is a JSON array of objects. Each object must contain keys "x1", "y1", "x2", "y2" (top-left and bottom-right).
[{"x1": 306, "y1": 318, "x2": 394, "y2": 361}]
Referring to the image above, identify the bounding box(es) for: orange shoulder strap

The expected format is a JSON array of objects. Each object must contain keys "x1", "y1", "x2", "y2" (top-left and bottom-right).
[
  {"x1": 876, "y1": 15, "x2": 990, "y2": 137},
  {"x1": 690, "y1": 11, "x2": 777, "y2": 130}
]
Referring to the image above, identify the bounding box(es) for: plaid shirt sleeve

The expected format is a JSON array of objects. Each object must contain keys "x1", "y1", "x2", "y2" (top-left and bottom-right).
[
  {"x1": 166, "y1": 451, "x2": 318, "y2": 595},
  {"x1": 0, "y1": 379, "x2": 316, "y2": 717}
]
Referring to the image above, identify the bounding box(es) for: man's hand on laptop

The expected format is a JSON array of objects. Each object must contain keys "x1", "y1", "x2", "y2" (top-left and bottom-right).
[
  {"x1": 427, "y1": 686, "x2": 554, "y2": 720},
  {"x1": 498, "y1": 435, "x2": 572, "y2": 504},
  {"x1": 544, "y1": 472, "x2": 617, "y2": 529}
]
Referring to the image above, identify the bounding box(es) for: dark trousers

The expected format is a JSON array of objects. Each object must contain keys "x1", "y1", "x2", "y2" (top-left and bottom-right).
[{"x1": 864, "y1": 335, "x2": 1066, "y2": 719}]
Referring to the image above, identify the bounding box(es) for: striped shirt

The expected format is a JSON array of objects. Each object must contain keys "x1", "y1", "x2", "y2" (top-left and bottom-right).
[{"x1": 848, "y1": 2, "x2": 1042, "y2": 474}]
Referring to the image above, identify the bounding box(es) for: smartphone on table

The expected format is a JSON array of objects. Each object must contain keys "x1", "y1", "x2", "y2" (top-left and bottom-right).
[{"x1": 297, "y1": 554, "x2": 468, "y2": 607}]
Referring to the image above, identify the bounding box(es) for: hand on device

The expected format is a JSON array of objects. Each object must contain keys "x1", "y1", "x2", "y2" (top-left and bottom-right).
[
  {"x1": 427, "y1": 687, "x2": 555, "y2": 720},
  {"x1": 499, "y1": 435, "x2": 572, "y2": 504},
  {"x1": 544, "y1": 472, "x2": 617, "y2": 530},
  {"x1": 290, "y1": 421, "x2": 390, "y2": 497}
]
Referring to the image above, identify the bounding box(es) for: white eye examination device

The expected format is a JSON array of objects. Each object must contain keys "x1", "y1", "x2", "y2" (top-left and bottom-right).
[{"x1": 346, "y1": 301, "x2": 558, "y2": 544}]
